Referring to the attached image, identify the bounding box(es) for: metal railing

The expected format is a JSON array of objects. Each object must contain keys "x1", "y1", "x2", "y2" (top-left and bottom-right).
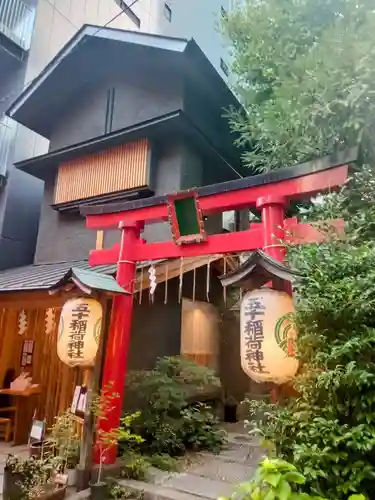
[
  {"x1": 0, "y1": 0, "x2": 35, "y2": 50},
  {"x1": 0, "y1": 116, "x2": 16, "y2": 176}
]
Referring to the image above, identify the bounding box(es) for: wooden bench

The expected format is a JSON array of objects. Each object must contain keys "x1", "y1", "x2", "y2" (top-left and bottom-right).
[{"x1": 0, "y1": 417, "x2": 12, "y2": 441}]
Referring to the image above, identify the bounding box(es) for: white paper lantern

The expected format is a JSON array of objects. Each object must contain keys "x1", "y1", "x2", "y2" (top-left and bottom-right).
[
  {"x1": 57, "y1": 298, "x2": 102, "y2": 368},
  {"x1": 240, "y1": 288, "x2": 298, "y2": 384}
]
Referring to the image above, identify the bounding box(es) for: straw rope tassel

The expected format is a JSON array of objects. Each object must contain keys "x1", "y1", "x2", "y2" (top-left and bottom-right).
[
  {"x1": 192, "y1": 267, "x2": 196, "y2": 302},
  {"x1": 139, "y1": 266, "x2": 144, "y2": 305},
  {"x1": 164, "y1": 262, "x2": 169, "y2": 304},
  {"x1": 223, "y1": 258, "x2": 227, "y2": 305},
  {"x1": 178, "y1": 257, "x2": 184, "y2": 303},
  {"x1": 206, "y1": 258, "x2": 211, "y2": 302}
]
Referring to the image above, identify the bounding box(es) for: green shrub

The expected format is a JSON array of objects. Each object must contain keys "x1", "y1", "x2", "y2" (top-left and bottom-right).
[
  {"x1": 121, "y1": 451, "x2": 149, "y2": 480},
  {"x1": 127, "y1": 356, "x2": 226, "y2": 456},
  {"x1": 181, "y1": 403, "x2": 227, "y2": 453},
  {"x1": 219, "y1": 458, "x2": 366, "y2": 500},
  {"x1": 147, "y1": 454, "x2": 179, "y2": 472}
]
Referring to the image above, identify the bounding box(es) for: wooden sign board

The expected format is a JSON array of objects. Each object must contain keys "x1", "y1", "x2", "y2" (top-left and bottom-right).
[
  {"x1": 71, "y1": 385, "x2": 88, "y2": 416},
  {"x1": 29, "y1": 419, "x2": 45, "y2": 441}
]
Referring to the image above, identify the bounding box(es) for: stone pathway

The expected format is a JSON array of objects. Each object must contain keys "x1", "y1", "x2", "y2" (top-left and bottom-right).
[
  {"x1": 0, "y1": 425, "x2": 265, "y2": 500},
  {"x1": 118, "y1": 431, "x2": 264, "y2": 500}
]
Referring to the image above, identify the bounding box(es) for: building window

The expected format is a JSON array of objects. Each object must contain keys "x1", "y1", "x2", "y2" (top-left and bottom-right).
[
  {"x1": 220, "y1": 58, "x2": 229, "y2": 76},
  {"x1": 115, "y1": 0, "x2": 141, "y2": 28},
  {"x1": 164, "y1": 3, "x2": 172, "y2": 22}
]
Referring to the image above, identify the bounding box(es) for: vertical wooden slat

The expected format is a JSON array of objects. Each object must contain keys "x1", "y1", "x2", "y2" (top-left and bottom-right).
[
  {"x1": 96, "y1": 231, "x2": 104, "y2": 250},
  {"x1": 54, "y1": 138, "x2": 149, "y2": 204}
]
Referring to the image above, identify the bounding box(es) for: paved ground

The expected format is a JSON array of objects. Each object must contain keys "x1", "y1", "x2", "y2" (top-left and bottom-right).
[
  {"x1": 0, "y1": 423, "x2": 264, "y2": 500},
  {"x1": 118, "y1": 430, "x2": 264, "y2": 500}
]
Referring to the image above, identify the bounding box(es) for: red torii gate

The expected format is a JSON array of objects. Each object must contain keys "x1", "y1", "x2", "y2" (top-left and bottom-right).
[{"x1": 81, "y1": 150, "x2": 355, "y2": 464}]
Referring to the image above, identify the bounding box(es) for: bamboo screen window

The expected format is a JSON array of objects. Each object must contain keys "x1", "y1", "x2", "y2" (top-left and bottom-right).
[{"x1": 54, "y1": 138, "x2": 150, "y2": 205}]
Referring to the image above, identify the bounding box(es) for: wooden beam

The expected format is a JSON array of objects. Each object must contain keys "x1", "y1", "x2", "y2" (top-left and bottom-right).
[
  {"x1": 85, "y1": 165, "x2": 348, "y2": 229},
  {"x1": 89, "y1": 227, "x2": 264, "y2": 265}
]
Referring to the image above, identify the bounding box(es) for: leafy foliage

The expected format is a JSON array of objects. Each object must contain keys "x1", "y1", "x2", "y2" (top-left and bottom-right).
[
  {"x1": 127, "y1": 356, "x2": 226, "y2": 455},
  {"x1": 219, "y1": 457, "x2": 366, "y2": 500},
  {"x1": 181, "y1": 403, "x2": 227, "y2": 453},
  {"x1": 91, "y1": 384, "x2": 143, "y2": 483},
  {"x1": 245, "y1": 166, "x2": 375, "y2": 499},
  {"x1": 49, "y1": 409, "x2": 80, "y2": 469},
  {"x1": 222, "y1": 0, "x2": 375, "y2": 172},
  {"x1": 5, "y1": 454, "x2": 62, "y2": 500}
]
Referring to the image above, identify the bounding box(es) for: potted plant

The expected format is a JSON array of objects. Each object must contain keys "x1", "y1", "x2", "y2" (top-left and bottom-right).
[
  {"x1": 29, "y1": 441, "x2": 54, "y2": 459},
  {"x1": 3, "y1": 454, "x2": 65, "y2": 500},
  {"x1": 50, "y1": 410, "x2": 80, "y2": 487}
]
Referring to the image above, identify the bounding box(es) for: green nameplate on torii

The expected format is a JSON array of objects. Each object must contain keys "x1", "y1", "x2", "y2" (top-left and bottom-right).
[{"x1": 167, "y1": 190, "x2": 207, "y2": 245}]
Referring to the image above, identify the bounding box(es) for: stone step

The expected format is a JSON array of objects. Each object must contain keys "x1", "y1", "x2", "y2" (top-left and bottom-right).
[
  {"x1": 119, "y1": 479, "x2": 213, "y2": 500},
  {"x1": 199, "y1": 443, "x2": 264, "y2": 466},
  {"x1": 185, "y1": 456, "x2": 255, "y2": 484},
  {"x1": 226, "y1": 432, "x2": 260, "y2": 447},
  {"x1": 151, "y1": 472, "x2": 235, "y2": 500}
]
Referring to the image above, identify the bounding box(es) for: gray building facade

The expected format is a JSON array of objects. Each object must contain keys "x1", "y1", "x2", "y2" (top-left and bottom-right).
[
  {"x1": 0, "y1": 0, "x2": 44, "y2": 270},
  {"x1": 0, "y1": 0, "x2": 233, "y2": 270},
  {"x1": 8, "y1": 27, "x2": 242, "y2": 264}
]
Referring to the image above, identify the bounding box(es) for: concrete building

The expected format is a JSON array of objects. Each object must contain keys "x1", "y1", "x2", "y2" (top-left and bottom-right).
[{"x1": 0, "y1": 0, "x2": 232, "y2": 270}]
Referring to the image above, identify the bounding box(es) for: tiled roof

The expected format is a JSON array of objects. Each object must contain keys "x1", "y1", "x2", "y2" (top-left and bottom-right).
[{"x1": 0, "y1": 259, "x2": 163, "y2": 293}]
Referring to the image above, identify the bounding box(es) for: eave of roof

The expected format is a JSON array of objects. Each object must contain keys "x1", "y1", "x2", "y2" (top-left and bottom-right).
[
  {"x1": 0, "y1": 259, "x2": 163, "y2": 293},
  {"x1": 15, "y1": 110, "x2": 242, "y2": 180},
  {"x1": 64, "y1": 267, "x2": 129, "y2": 295},
  {"x1": 219, "y1": 250, "x2": 300, "y2": 290},
  {"x1": 6, "y1": 25, "x2": 240, "y2": 139}
]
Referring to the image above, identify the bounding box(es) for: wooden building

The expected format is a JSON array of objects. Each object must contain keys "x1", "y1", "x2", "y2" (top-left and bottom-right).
[{"x1": 0, "y1": 26, "x2": 250, "y2": 441}]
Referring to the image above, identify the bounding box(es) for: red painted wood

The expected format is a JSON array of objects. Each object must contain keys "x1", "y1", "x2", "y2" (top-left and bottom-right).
[
  {"x1": 257, "y1": 195, "x2": 287, "y2": 262},
  {"x1": 89, "y1": 220, "x2": 344, "y2": 266},
  {"x1": 285, "y1": 218, "x2": 345, "y2": 245},
  {"x1": 94, "y1": 222, "x2": 142, "y2": 465},
  {"x1": 86, "y1": 165, "x2": 348, "y2": 229}
]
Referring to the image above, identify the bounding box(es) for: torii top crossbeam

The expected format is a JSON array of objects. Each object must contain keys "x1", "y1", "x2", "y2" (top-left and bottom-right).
[{"x1": 81, "y1": 149, "x2": 355, "y2": 264}]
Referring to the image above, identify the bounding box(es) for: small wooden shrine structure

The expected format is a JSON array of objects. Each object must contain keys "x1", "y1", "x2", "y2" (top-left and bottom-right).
[{"x1": 0, "y1": 254, "x2": 231, "y2": 443}]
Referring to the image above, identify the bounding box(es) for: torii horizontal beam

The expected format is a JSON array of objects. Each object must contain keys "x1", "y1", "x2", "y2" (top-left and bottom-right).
[
  {"x1": 81, "y1": 149, "x2": 355, "y2": 230},
  {"x1": 88, "y1": 218, "x2": 345, "y2": 265}
]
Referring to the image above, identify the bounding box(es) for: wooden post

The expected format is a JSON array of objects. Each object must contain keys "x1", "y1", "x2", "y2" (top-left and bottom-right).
[{"x1": 77, "y1": 297, "x2": 108, "y2": 490}]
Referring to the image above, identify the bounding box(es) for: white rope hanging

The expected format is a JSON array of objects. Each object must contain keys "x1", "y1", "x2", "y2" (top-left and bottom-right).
[
  {"x1": 18, "y1": 310, "x2": 28, "y2": 336},
  {"x1": 149, "y1": 263, "x2": 157, "y2": 303},
  {"x1": 45, "y1": 308, "x2": 55, "y2": 335}
]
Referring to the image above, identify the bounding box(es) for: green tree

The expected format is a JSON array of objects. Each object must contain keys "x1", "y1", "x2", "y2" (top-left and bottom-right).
[
  {"x1": 222, "y1": 0, "x2": 375, "y2": 172},
  {"x1": 245, "y1": 167, "x2": 375, "y2": 500},
  {"x1": 223, "y1": 3, "x2": 375, "y2": 497}
]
